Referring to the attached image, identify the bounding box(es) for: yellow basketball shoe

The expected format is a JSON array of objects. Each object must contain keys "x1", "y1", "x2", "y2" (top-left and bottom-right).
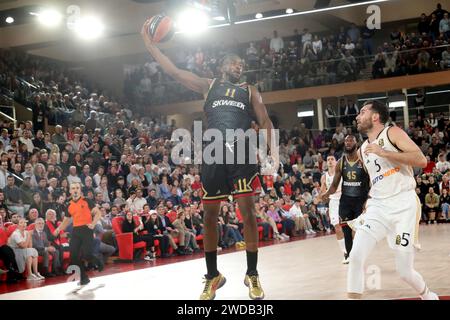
[
  {"x1": 244, "y1": 274, "x2": 265, "y2": 300},
  {"x1": 199, "y1": 273, "x2": 226, "y2": 300},
  {"x1": 235, "y1": 241, "x2": 246, "y2": 249}
]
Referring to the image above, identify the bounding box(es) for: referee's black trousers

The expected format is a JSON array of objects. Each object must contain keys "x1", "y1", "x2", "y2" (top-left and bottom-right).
[{"x1": 70, "y1": 225, "x2": 99, "y2": 282}]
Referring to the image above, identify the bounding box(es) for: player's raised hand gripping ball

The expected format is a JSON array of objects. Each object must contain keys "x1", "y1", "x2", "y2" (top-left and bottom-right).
[{"x1": 146, "y1": 14, "x2": 174, "y2": 43}]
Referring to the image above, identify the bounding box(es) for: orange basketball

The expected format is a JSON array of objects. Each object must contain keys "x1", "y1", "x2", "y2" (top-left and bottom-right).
[{"x1": 147, "y1": 14, "x2": 174, "y2": 43}]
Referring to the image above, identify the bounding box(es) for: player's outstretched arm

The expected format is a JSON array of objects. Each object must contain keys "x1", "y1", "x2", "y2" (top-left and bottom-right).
[
  {"x1": 250, "y1": 86, "x2": 279, "y2": 172},
  {"x1": 321, "y1": 160, "x2": 342, "y2": 201},
  {"x1": 320, "y1": 174, "x2": 328, "y2": 195},
  {"x1": 364, "y1": 126, "x2": 427, "y2": 168},
  {"x1": 140, "y1": 19, "x2": 211, "y2": 94}
]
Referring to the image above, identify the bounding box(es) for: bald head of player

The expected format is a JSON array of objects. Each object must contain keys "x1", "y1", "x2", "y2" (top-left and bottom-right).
[
  {"x1": 344, "y1": 135, "x2": 357, "y2": 154},
  {"x1": 221, "y1": 54, "x2": 244, "y2": 84},
  {"x1": 356, "y1": 100, "x2": 389, "y2": 134}
]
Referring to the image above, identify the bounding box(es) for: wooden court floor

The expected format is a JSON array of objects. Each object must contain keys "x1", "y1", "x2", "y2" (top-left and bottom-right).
[{"x1": 1, "y1": 224, "x2": 449, "y2": 300}]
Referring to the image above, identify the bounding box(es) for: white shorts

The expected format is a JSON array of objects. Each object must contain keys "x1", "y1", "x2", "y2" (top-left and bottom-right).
[
  {"x1": 329, "y1": 198, "x2": 340, "y2": 226},
  {"x1": 354, "y1": 190, "x2": 421, "y2": 252}
]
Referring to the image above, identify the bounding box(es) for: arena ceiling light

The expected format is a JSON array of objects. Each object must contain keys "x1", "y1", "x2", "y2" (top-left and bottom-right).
[
  {"x1": 286, "y1": 8, "x2": 294, "y2": 14},
  {"x1": 388, "y1": 94, "x2": 407, "y2": 108},
  {"x1": 5, "y1": 17, "x2": 14, "y2": 24},
  {"x1": 74, "y1": 16, "x2": 104, "y2": 40},
  {"x1": 176, "y1": 9, "x2": 209, "y2": 34},
  {"x1": 208, "y1": 22, "x2": 231, "y2": 29},
  {"x1": 407, "y1": 89, "x2": 450, "y2": 97},
  {"x1": 388, "y1": 101, "x2": 406, "y2": 108},
  {"x1": 35, "y1": 9, "x2": 62, "y2": 27},
  {"x1": 213, "y1": 15, "x2": 226, "y2": 21},
  {"x1": 255, "y1": 13, "x2": 263, "y2": 19},
  {"x1": 297, "y1": 111, "x2": 314, "y2": 118},
  {"x1": 236, "y1": 0, "x2": 389, "y2": 25}
]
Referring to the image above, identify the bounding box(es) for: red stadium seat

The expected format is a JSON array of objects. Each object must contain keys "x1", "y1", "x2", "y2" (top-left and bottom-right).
[
  {"x1": 0, "y1": 228, "x2": 7, "y2": 281},
  {"x1": 6, "y1": 224, "x2": 17, "y2": 237},
  {"x1": 0, "y1": 228, "x2": 7, "y2": 247},
  {"x1": 166, "y1": 211, "x2": 177, "y2": 223},
  {"x1": 112, "y1": 216, "x2": 146, "y2": 261},
  {"x1": 196, "y1": 234, "x2": 204, "y2": 249},
  {"x1": 258, "y1": 226, "x2": 263, "y2": 240},
  {"x1": 3, "y1": 222, "x2": 13, "y2": 228}
]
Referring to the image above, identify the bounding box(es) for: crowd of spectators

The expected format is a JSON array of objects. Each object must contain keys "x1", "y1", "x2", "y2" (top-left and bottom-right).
[
  {"x1": 372, "y1": 4, "x2": 450, "y2": 78},
  {"x1": 0, "y1": 49, "x2": 131, "y2": 130},
  {"x1": 125, "y1": 4, "x2": 450, "y2": 107}
]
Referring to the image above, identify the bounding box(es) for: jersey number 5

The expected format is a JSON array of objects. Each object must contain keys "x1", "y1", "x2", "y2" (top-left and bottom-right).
[
  {"x1": 401, "y1": 233, "x2": 410, "y2": 247},
  {"x1": 374, "y1": 159, "x2": 381, "y2": 173}
]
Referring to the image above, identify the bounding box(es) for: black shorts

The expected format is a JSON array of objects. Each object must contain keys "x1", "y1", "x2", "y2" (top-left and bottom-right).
[
  {"x1": 339, "y1": 195, "x2": 367, "y2": 222},
  {"x1": 201, "y1": 162, "x2": 261, "y2": 203}
]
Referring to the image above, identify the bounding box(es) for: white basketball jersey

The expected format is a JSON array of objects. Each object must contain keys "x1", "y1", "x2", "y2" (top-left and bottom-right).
[
  {"x1": 325, "y1": 171, "x2": 341, "y2": 200},
  {"x1": 360, "y1": 126, "x2": 416, "y2": 199}
]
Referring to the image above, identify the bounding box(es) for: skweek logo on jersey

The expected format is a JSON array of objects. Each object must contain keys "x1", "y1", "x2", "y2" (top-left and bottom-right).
[
  {"x1": 371, "y1": 167, "x2": 400, "y2": 186},
  {"x1": 211, "y1": 99, "x2": 246, "y2": 110},
  {"x1": 378, "y1": 138, "x2": 384, "y2": 147},
  {"x1": 343, "y1": 181, "x2": 362, "y2": 187}
]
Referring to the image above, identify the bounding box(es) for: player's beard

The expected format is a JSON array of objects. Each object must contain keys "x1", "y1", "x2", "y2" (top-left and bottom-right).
[
  {"x1": 227, "y1": 73, "x2": 240, "y2": 84},
  {"x1": 357, "y1": 119, "x2": 372, "y2": 133},
  {"x1": 224, "y1": 67, "x2": 241, "y2": 84},
  {"x1": 345, "y1": 145, "x2": 357, "y2": 153}
]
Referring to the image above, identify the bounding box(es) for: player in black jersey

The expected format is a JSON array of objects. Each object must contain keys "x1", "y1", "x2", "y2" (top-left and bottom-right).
[
  {"x1": 141, "y1": 20, "x2": 278, "y2": 300},
  {"x1": 321, "y1": 135, "x2": 370, "y2": 263}
]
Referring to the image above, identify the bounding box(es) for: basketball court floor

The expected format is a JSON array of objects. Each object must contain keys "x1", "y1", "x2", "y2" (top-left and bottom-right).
[{"x1": 1, "y1": 224, "x2": 449, "y2": 300}]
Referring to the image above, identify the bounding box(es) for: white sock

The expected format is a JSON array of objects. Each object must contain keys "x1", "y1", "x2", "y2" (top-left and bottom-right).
[{"x1": 338, "y1": 239, "x2": 346, "y2": 254}]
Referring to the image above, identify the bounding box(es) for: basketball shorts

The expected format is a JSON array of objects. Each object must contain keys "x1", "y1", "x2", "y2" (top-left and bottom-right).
[
  {"x1": 201, "y1": 162, "x2": 262, "y2": 203},
  {"x1": 353, "y1": 190, "x2": 421, "y2": 252},
  {"x1": 339, "y1": 194, "x2": 367, "y2": 223},
  {"x1": 328, "y1": 198, "x2": 340, "y2": 226}
]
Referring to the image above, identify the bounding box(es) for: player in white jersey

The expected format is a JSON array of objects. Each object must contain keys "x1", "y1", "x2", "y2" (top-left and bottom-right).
[
  {"x1": 320, "y1": 155, "x2": 346, "y2": 262},
  {"x1": 347, "y1": 100, "x2": 438, "y2": 300}
]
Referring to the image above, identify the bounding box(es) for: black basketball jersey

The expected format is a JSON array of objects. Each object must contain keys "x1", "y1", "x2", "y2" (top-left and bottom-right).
[
  {"x1": 340, "y1": 155, "x2": 370, "y2": 198},
  {"x1": 203, "y1": 79, "x2": 254, "y2": 140}
]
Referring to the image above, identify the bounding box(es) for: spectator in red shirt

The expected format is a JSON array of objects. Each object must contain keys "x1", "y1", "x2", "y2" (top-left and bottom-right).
[
  {"x1": 263, "y1": 175, "x2": 274, "y2": 191},
  {"x1": 423, "y1": 155, "x2": 436, "y2": 174},
  {"x1": 284, "y1": 179, "x2": 293, "y2": 196},
  {"x1": 234, "y1": 204, "x2": 243, "y2": 224},
  {"x1": 290, "y1": 150, "x2": 301, "y2": 165},
  {"x1": 191, "y1": 175, "x2": 202, "y2": 191}
]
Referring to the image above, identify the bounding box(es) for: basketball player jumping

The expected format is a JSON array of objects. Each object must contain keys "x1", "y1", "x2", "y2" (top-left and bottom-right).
[
  {"x1": 320, "y1": 155, "x2": 347, "y2": 263},
  {"x1": 321, "y1": 135, "x2": 370, "y2": 264},
  {"x1": 141, "y1": 20, "x2": 278, "y2": 300},
  {"x1": 348, "y1": 100, "x2": 438, "y2": 300}
]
